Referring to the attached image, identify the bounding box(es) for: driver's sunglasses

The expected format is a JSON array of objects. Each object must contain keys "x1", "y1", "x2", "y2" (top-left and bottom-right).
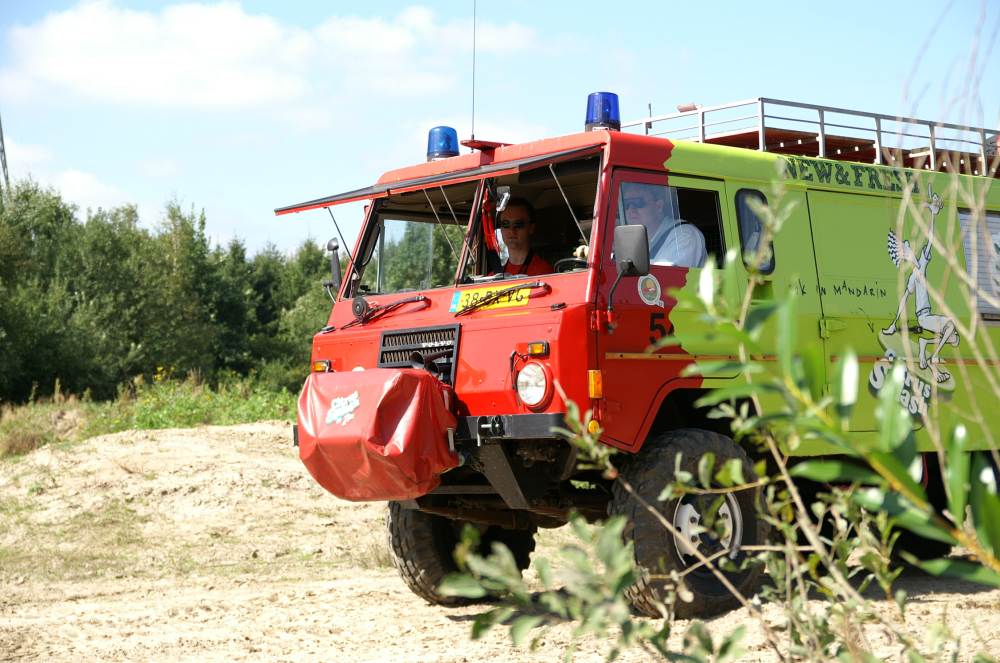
[
  {"x1": 499, "y1": 220, "x2": 528, "y2": 230},
  {"x1": 623, "y1": 197, "x2": 648, "y2": 210}
]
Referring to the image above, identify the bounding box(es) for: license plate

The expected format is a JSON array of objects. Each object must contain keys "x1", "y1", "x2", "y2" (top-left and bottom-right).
[{"x1": 449, "y1": 285, "x2": 533, "y2": 313}]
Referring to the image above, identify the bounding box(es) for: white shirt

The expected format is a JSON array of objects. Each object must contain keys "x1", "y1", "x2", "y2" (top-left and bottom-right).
[{"x1": 649, "y1": 218, "x2": 707, "y2": 268}]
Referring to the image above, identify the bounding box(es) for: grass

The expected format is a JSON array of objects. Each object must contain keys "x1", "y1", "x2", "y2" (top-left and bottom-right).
[
  {"x1": 0, "y1": 376, "x2": 297, "y2": 459},
  {"x1": 0, "y1": 498, "x2": 148, "y2": 582}
]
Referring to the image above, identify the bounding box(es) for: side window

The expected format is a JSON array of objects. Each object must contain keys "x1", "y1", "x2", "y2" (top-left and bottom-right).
[
  {"x1": 959, "y1": 208, "x2": 1000, "y2": 319},
  {"x1": 615, "y1": 180, "x2": 723, "y2": 268},
  {"x1": 735, "y1": 189, "x2": 775, "y2": 275}
]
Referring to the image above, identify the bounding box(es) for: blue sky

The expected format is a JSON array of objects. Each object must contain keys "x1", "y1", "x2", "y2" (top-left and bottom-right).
[{"x1": 1, "y1": 0, "x2": 997, "y2": 254}]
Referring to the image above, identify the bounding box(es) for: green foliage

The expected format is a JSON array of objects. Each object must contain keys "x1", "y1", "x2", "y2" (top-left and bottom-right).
[
  {"x1": 360, "y1": 218, "x2": 466, "y2": 295},
  {"x1": 0, "y1": 375, "x2": 295, "y2": 457},
  {"x1": 0, "y1": 179, "x2": 330, "y2": 405},
  {"x1": 83, "y1": 374, "x2": 296, "y2": 437}
]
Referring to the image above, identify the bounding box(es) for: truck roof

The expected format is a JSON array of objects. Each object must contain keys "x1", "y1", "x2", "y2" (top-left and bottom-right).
[{"x1": 276, "y1": 96, "x2": 999, "y2": 216}]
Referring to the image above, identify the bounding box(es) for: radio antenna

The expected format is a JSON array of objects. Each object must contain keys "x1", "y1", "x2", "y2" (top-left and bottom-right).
[{"x1": 470, "y1": 0, "x2": 477, "y2": 146}]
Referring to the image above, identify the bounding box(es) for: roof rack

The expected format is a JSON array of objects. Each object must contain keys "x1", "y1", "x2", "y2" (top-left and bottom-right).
[{"x1": 621, "y1": 97, "x2": 1000, "y2": 179}]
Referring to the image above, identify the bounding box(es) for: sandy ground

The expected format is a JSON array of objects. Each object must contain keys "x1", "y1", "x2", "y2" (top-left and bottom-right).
[{"x1": 1, "y1": 422, "x2": 998, "y2": 662}]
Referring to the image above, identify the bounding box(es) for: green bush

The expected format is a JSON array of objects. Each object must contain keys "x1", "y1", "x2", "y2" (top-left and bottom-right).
[{"x1": 84, "y1": 375, "x2": 296, "y2": 438}]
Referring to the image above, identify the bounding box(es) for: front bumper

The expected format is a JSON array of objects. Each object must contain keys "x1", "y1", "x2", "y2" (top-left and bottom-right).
[{"x1": 455, "y1": 413, "x2": 565, "y2": 441}]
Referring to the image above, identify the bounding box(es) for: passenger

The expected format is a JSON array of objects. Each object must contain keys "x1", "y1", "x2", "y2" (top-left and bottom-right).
[
  {"x1": 499, "y1": 197, "x2": 553, "y2": 276},
  {"x1": 621, "y1": 182, "x2": 707, "y2": 268}
]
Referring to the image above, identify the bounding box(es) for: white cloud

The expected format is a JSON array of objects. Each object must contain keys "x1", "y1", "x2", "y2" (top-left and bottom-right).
[
  {"x1": 2, "y1": 2, "x2": 538, "y2": 111},
  {"x1": 4, "y1": 1, "x2": 308, "y2": 109},
  {"x1": 52, "y1": 169, "x2": 129, "y2": 212},
  {"x1": 4, "y1": 137, "x2": 52, "y2": 169}
]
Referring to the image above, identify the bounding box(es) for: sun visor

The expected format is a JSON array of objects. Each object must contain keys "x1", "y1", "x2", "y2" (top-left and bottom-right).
[{"x1": 275, "y1": 145, "x2": 603, "y2": 216}]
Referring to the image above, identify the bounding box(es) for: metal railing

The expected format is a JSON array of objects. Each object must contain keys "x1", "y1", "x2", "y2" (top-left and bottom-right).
[{"x1": 621, "y1": 97, "x2": 999, "y2": 176}]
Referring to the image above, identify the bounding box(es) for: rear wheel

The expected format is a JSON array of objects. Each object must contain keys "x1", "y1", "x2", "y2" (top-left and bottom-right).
[
  {"x1": 611, "y1": 428, "x2": 768, "y2": 618},
  {"x1": 386, "y1": 501, "x2": 535, "y2": 605}
]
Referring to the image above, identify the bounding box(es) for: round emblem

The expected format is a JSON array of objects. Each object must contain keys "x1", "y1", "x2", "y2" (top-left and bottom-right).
[{"x1": 637, "y1": 275, "x2": 663, "y2": 307}]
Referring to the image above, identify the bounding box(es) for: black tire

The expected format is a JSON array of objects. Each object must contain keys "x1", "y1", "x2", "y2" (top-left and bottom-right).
[
  {"x1": 611, "y1": 428, "x2": 768, "y2": 618},
  {"x1": 386, "y1": 501, "x2": 536, "y2": 605}
]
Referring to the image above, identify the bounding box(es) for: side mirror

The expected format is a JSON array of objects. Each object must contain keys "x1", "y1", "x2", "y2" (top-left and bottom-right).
[
  {"x1": 607, "y1": 225, "x2": 649, "y2": 314},
  {"x1": 325, "y1": 237, "x2": 342, "y2": 293},
  {"x1": 613, "y1": 224, "x2": 650, "y2": 277}
]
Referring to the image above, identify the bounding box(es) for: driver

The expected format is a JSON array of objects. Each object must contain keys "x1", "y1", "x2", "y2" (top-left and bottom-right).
[
  {"x1": 499, "y1": 197, "x2": 552, "y2": 276},
  {"x1": 621, "y1": 182, "x2": 706, "y2": 268}
]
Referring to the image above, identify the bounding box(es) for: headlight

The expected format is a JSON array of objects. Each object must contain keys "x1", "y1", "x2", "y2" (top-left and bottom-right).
[{"x1": 516, "y1": 362, "x2": 548, "y2": 407}]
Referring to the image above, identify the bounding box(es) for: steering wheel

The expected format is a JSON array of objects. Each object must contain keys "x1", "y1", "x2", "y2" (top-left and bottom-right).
[{"x1": 554, "y1": 257, "x2": 588, "y2": 273}]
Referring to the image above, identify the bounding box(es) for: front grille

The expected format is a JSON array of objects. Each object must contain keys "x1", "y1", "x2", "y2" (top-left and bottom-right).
[{"x1": 378, "y1": 324, "x2": 460, "y2": 385}]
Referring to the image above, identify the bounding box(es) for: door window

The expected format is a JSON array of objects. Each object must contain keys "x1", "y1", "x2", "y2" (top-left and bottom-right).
[
  {"x1": 735, "y1": 189, "x2": 775, "y2": 274},
  {"x1": 614, "y1": 178, "x2": 724, "y2": 268}
]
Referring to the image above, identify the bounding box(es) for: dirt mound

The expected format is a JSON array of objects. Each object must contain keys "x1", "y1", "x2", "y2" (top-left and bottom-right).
[{"x1": 1, "y1": 424, "x2": 998, "y2": 661}]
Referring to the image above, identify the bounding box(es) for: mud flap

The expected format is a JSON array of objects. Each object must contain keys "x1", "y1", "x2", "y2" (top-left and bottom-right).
[{"x1": 297, "y1": 368, "x2": 459, "y2": 501}]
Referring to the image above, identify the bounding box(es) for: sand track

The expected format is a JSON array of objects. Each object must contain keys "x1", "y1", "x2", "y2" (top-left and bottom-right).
[{"x1": 1, "y1": 423, "x2": 998, "y2": 661}]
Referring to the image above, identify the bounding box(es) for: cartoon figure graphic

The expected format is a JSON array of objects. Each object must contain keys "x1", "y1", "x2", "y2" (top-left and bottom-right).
[{"x1": 880, "y1": 185, "x2": 960, "y2": 383}]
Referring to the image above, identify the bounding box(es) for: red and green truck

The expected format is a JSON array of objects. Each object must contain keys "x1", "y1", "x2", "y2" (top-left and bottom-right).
[{"x1": 277, "y1": 94, "x2": 1000, "y2": 617}]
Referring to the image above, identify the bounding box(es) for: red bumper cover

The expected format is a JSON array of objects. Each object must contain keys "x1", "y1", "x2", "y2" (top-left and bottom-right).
[{"x1": 297, "y1": 368, "x2": 459, "y2": 501}]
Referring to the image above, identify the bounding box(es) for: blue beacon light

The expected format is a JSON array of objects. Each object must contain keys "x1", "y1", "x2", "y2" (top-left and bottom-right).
[
  {"x1": 426, "y1": 126, "x2": 460, "y2": 161},
  {"x1": 585, "y1": 92, "x2": 621, "y2": 132}
]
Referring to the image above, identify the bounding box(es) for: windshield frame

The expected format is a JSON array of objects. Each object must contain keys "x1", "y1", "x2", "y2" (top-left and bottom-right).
[
  {"x1": 343, "y1": 180, "x2": 483, "y2": 299},
  {"x1": 340, "y1": 145, "x2": 607, "y2": 300}
]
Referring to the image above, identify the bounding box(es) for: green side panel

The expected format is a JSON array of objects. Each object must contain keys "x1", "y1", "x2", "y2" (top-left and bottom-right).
[{"x1": 665, "y1": 143, "x2": 1000, "y2": 455}]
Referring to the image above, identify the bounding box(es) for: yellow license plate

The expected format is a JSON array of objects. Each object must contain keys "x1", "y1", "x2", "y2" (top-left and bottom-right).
[{"x1": 449, "y1": 285, "x2": 532, "y2": 312}]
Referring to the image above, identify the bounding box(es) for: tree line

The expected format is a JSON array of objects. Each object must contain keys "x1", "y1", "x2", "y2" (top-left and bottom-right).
[{"x1": 0, "y1": 180, "x2": 334, "y2": 404}]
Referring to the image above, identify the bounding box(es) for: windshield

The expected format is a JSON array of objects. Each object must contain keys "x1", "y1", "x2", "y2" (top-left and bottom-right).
[
  {"x1": 350, "y1": 181, "x2": 474, "y2": 296},
  {"x1": 346, "y1": 153, "x2": 601, "y2": 296},
  {"x1": 460, "y1": 154, "x2": 601, "y2": 282}
]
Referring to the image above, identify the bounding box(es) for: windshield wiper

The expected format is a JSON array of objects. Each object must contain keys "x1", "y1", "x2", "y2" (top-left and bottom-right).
[
  {"x1": 454, "y1": 281, "x2": 549, "y2": 317},
  {"x1": 342, "y1": 294, "x2": 429, "y2": 329}
]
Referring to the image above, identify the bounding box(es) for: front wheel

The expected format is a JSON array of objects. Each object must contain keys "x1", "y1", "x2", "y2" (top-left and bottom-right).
[
  {"x1": 386, "y1": 502, "x2": 536, "y2": 605},
  {"x1": 611, "y1": 428, "x2": 768, "y2": 618}
]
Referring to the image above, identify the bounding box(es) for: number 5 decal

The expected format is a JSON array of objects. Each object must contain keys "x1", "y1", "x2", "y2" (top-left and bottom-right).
[{"x1": 649, "y1": 312, "x2": 671, "y2": 346}]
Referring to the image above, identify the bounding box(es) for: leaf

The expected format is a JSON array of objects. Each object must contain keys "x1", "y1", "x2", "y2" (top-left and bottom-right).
[
  {"x1": 776, "y1": 296, "x2": 796, "y2": 378},
  {"x1": 697, "y1": 261, "x2": 715, "y2": 308},
  {"x1": 970, "y1": 454, "x2": 1000, "y2": 556},
  {"x1": 870, "y1": 449, "x2": 927, "y2": 504},
  {"x1": 438, "y1": 573, "x2": 487, "y2": 598},
  {"x1": 569, "y1": 512, "x2": 591, "y2": 543},
  {"x1": 509, "y1": 615, "x2": 543, "y2": 648},
  {"x1": 837, "y1": 349, "x2": 858, "y2": 418},
  {"x1": 716, "y1": 626, "x2": 747, "y2": 663},
  {"x1": 595, "y1": 516, "x2": 627, "y2": 567},
  {"x1": 535, "y1": 556, "x2": 553, "y2": 589},
  {"x1": 681, "y1": 361, "x2": 761, "y2": 377},
  {"x1": 801, "y1": 343, "x2": 825, "y2": 401},
  {"x1": 714, "y1": 458, "x2": 746, "y2": 487},
  {"x1": 788, "y1": 459, "x2": 881, "y2": 484},
  {"x1": 876, "y1": 364, "x2": 911, "y2": 452},
  {"x1": 471, "y1": 606, "x2": 512, "y2": 640},
  {"x1": 902, "y1": 555, "x2": 1000, "y2": 588},
  {"x1": 947, "y1": 424, "x2": 970, "y2": 522},
  {"x1": 697, "y1": 452, "x2": 716, "y2": 488},
  {"x1": 695, "y1": 382, "x2": 778, "y2": 408},
  {"x1": 852, "y1": 488, "x2": 955, "y2": 545},
  {"x1": 744, "y1": 300, "x2": 781, "y2": 335}
]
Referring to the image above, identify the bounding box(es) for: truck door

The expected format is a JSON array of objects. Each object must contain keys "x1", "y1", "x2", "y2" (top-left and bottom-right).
[
  {"x1": 595, "y1": 169, "x2": 738, "y2": 451},
  {"x1": 806, "y1": 190, "x2": 899, "y2": 431},
  {"x1": 724, "y1": 184, "x2": 829, "y2": 425}
]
